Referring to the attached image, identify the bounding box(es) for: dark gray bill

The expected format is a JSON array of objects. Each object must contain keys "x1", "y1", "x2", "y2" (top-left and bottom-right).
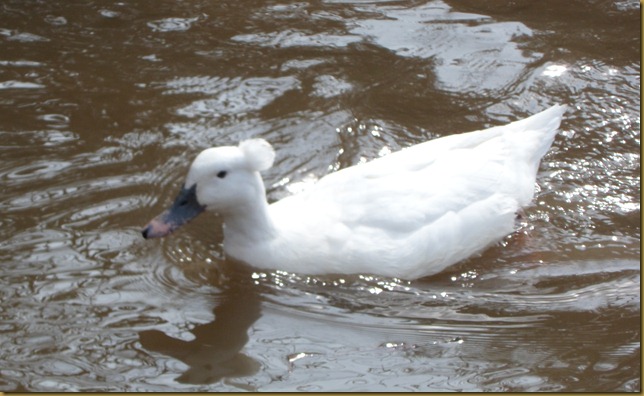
[{"x1": 142, "y1": 183, "x2": 205, "y2": 239}]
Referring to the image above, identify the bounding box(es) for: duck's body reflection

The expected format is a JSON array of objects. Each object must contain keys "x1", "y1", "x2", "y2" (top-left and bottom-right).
[{"x1": 139, "y1": 281, "x2": 262, "y2": 384}]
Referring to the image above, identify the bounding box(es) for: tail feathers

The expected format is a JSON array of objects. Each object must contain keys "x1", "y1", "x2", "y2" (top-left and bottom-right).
[
  {"x1": 500, "y1": 105, "x2": 566, "y2": 206},
  {"x1": 510, "y1": 104, "x2": 567, "y2": 162}
]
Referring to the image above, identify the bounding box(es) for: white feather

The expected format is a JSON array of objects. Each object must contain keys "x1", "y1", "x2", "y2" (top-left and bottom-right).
[
  {"x1": 179, "y1": 105, "x2": 567, "y2": 279},
  {"x1": 239, "y1": 139, "x2": 275, "y2": 171}
]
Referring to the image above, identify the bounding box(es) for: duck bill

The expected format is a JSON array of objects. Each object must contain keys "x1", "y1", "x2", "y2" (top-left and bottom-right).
[{"x1": 142, "y1": 184, "x2": 205, "y2": 239}]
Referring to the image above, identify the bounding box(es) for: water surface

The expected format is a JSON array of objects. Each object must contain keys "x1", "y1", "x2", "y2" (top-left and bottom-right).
[{"x1": 0, "y1": 0, "x2": 640, "y2": 391}]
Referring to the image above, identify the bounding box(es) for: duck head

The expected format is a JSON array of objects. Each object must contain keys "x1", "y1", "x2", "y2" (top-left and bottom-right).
[{"x1": 142, "y1": 139, "x2": 275, "y2": 239}]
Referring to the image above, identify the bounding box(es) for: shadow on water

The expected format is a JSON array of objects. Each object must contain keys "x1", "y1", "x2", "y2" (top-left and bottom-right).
[{"x1": 138, "y1": 277, "x2": 263, "y2": 385}]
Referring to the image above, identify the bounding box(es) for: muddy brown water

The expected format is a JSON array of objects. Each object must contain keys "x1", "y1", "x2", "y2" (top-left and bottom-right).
[{"x1": 0, "y1": 0, "x2": 640, "y2": 391}]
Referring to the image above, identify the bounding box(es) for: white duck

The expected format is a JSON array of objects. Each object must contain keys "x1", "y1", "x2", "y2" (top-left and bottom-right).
[{"x1": 143, "y1": 105, "x2": 566, "y2": 280}]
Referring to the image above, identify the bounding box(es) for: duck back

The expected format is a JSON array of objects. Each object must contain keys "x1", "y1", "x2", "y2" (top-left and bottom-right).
[{"x1": 234, "y1": 105, "x2": 568, "y2": 278}]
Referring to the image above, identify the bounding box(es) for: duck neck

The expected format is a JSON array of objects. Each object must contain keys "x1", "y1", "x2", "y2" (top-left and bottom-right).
[{"x1": 221, "y1": 180, "x2": 276, "y2": 245}]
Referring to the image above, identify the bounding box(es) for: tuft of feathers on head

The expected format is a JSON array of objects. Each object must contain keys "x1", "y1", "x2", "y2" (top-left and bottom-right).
[{"x1": 239, "y1": 139, "x2": 275, "y2": 171}]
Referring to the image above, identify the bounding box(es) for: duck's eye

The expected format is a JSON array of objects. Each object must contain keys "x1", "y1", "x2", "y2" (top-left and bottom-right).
[{"x1": 217, "y1": 170, "x2": 227, "y2": 179}]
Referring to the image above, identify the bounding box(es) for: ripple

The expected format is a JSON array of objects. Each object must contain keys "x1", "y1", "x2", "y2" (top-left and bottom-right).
[
  {"x1": 348, "y1": 1, "x2": 537, "y2": 93},
  {"x1": 163, "y1": 76, "x2": 301, "y2": 118},
  {"x1": 0, "y1": 60, "x2": 43, "y2": 67},
  {"x1": 147, "y1": 17, "x2": 201, "y2": 32},
  {"x1": 280, "y1": 58, "x2": 327, "y2": 72},
  {"x1": 0, "y1": 29, "x2": 49, "y2": 42},
  {"x1": 99, "y1": 9, "x2": 121, "y2": 19},
  {"x1": 246, "y1": 260, "x2": 639, "y2": 391},
  {"x1": 66, "y1": 196, "x2": 143, "y2": 227},
  {"x1": 2, "y1": 173, "x2": 150, "y2": 213},
  {"x1": 311, "y1": 75, "x2": 353, "y2": 98},
  {"x1": 4, "y1": 160, "x2": 72, "y2": 182},
  {"x1": 251, "y1": 256, "x2": 640, "y2": 337},
  {"x1": 36, "y1": 113, "x2": 70, "y2": 128},
  {"x1": 0, "y1": 130, "x2": 79, "y2": 149},
  {"x1": 0, "y1": 80, "x2": 45, "y2": 89},
  {"x1": 44, "y1": 15, "x2": 68, "y2": 26},
  {"x1": 231, "y1": 30, "x2": 362, "y2": 49}
]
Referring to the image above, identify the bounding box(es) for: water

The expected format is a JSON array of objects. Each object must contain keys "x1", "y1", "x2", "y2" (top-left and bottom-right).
[{"x1": 0, "y1": 0, "x2": 640, "y2": 391}]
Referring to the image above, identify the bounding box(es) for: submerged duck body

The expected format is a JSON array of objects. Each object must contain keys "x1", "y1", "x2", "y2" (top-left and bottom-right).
[{"x1": 143, "y1": 105, "x2": 566, "y2": 279}]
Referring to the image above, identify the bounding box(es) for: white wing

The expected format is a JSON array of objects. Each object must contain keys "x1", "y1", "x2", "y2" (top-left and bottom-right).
[{"x1": 266, "y1": 105, "x2": 566, "y2": 278}]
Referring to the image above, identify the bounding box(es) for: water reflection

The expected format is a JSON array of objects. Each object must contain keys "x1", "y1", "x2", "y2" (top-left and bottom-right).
[
  {"x1": 349, "y1": 0, "x2": 538, "y2": 93},
  {"x1": 139, "y1": 281, "x2": 262, "y2": 385}
]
